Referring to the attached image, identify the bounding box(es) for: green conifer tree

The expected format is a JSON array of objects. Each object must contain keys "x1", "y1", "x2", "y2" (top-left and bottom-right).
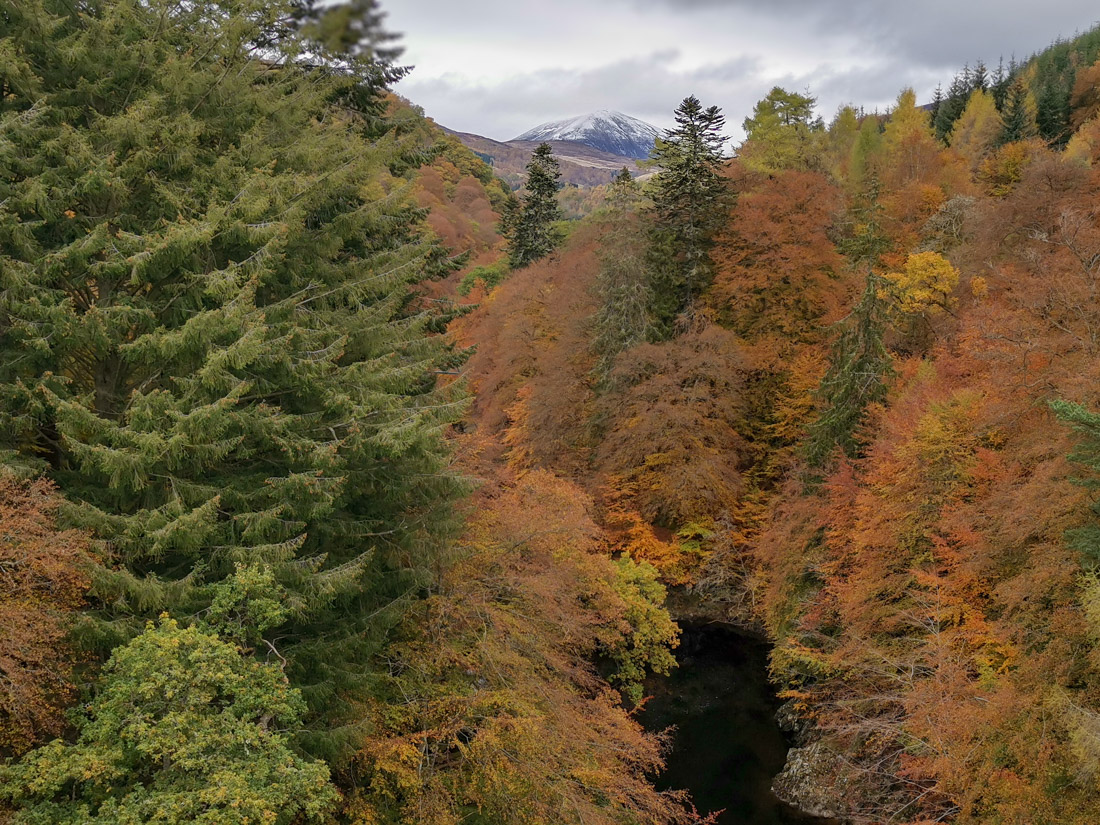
[
  {"x1": 591, "y1": 168, "x2": 652, "y2": 381},
  {"x1": 1050, "y1": 401, "x2": 1100, "y2": 565},
  {"x1": 998, "y1": 76, "x2": 1040, "y2": 144},
  {"x1": 804, "y1": 178, "x2": 892, "y2": 468},
  {"x1": 0, "y1": 0, "x2": 464, "y2": 757},
  {"x1": 646, "y1": 95, "x2": 730, "y2": 335},
  {"x1": 934, "y1": 71, "x2": 969, "y2": 142},
  {"x1": 739, "y1": 86, "x2": 823, "y2": 173},
  {"x1": 506, "y1": 143, "x2": 563, "y2": 268}
]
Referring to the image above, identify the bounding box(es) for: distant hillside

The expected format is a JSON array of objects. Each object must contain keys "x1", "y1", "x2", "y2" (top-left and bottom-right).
[
  {"x1": 445, "y1": 128, "x2": 648, "y2": 189},
  {"x1": 513, "y1": 110, "x2": 660, "y2": 159}
]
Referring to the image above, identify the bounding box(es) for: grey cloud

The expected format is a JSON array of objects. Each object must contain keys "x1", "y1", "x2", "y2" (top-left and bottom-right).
[
  {"x1": 629, "y1": 0, "x2": 1097, "y2": 66},
  {"x1": 399, "y1": 51, "x2": 762, "y2": 140}
]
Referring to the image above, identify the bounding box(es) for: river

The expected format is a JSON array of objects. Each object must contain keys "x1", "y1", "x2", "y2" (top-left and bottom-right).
[{"x1": 640, "y1": 624, "x2": 835, "y2": 825}]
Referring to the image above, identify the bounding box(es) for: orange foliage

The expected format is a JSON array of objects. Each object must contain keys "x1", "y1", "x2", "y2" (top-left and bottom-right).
[
  {"x1": 347, "y1": 468, "x2": 695, "y2": 825},
  {"x1": 0, "y1": 474, "x2": 92, "y2": 756},
  {"x1": 709, "y1": 170, "x2": 850, "y2": 346},
  {"x1": 596, "y1": 322, "x2": 750, "y2": 529}
]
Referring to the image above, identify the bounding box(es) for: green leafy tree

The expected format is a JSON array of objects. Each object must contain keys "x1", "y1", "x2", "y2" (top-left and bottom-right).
[
  {"x1": 0, "y1": 588, "x2": 337, "y2": 825},
  {"x1": 0, "y1": 0, "x2": 464, "y2": 755},
  {"x1": 849, "y1": 115, "x2": 884, "y2": 187},
  {"x1": 506, "y1": 143, "x2": 563, "y2": 268},
  {"x1": 647, "y1": 95, "x2": 730, "y2": 333}
]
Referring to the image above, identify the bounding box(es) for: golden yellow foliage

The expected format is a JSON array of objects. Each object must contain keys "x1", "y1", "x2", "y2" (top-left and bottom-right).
[{"x1": 882, "y1": 251, "x2": 960, "y2": 315}]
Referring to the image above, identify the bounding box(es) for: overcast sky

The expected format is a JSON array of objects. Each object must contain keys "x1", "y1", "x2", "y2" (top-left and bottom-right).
[{"x1": 384, "y1": 0, "x2": 1099, "y2": 143}]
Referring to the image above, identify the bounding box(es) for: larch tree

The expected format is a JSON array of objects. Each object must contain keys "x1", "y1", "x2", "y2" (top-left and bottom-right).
[
  {"x1": 0, "y1": 0, "x2": 465, "y2": 757},
  {"x1": 0, "y1": 475, "x2": 91, "y2": 757},
  {"x1": 739, "y1": 86, "x2": 823, "y2": 174},
  {"x1": 949, "y1": 89, "x2": 1004, "y2": 170},
  {"x1": 647, "y1": 95, "x2": 731, "y2": 334},
  {"x1": 506, "y1": 142, "x2": 563, "y2": 268}
]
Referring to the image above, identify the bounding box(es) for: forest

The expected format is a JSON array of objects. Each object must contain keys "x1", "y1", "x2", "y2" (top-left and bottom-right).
[{"x1": 2, "y1": 0, "x2": 1100, "y2": 823}]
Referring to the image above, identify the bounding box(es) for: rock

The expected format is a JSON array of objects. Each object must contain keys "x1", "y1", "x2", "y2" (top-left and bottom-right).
[{"x1": 772, "y1": 741, "x2": 851, "y2": 820}]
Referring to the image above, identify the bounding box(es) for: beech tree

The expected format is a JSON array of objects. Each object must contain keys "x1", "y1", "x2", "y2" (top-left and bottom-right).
[
  {"x1": 0, "y1": 0, "x2": 464, "y2": 754},
  {"x1": 0, "y1": 475, "x2": 91, "y2": 757},
  {"x1": 507, "y1": 143, "x2": 563, "y2": 268},
  {"x1": 647, "y1": 95, "x2": 730, "y2": 334}
]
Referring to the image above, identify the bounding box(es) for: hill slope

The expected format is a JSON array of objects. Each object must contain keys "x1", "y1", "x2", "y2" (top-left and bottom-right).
[{"x1": 445, "y1": 128, "x2": 648, "y2": 188}]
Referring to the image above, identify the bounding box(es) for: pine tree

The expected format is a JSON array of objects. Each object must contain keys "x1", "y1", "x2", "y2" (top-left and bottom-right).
[
  {"x1": 506, "y1": 143, "x2": 563, "y2": 268},
  {"x1": 646, "y1": 95, "x2": 730, "y2": 335},
  {"x1": 739, "y1": 86, "x2": 822, "y2": 173},
  {"x1": 0, "y1": 0, "x2": 464, "y2": 757}
]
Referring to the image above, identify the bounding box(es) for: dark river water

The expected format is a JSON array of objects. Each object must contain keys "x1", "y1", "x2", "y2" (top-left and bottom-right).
[{"x1": 639, "y1": 624, "x2": 834, "y2": 825}]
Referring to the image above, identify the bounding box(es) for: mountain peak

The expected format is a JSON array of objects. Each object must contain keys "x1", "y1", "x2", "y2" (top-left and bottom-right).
[{"x1": 512, "y1": 110, "x2": 660, "y2": 160}]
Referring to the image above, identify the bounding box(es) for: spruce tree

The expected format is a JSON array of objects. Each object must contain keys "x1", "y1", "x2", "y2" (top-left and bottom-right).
[
  {"x1": 1050, "y1": 400, "x2": 1100, "y2": 565},
  {"x1": 647, "y1": 95, "x2": 730, "y2": 335},
  {"x1": 934, "y1": 72, "x2": 969, "y2": 142},
  {"x1": 507, "y1": 143, "x2": 563, "y2": 268},
  {"x1": 992, "y1": 58, "x2": 1010, "y2": 109},
  {"x1": 998, "y1": 77, "x2": 1039, "y2": 144},
  {"x1": 804, "y1": 178, "x2": 892, "y2": 468},
  {"x1": 591, "y1": 168, "x2": 652, "y2": 381},
  {"x1": 0, "y1": 0, "x2": 464, "y2": 757}
]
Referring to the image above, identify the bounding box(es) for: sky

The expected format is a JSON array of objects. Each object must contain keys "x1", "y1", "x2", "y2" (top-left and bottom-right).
[{"x1": 384, "y1": 0, "x2": 1100, "y2": 143}]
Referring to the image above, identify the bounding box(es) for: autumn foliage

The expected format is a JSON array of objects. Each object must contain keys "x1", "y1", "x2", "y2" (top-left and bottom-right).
[{"x1": 0, "y1": 475, "x2": 91, "y2": 757}]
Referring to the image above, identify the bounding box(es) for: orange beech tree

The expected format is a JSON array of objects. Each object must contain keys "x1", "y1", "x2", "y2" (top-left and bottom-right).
[{"x1": 0, "y1": 475, "x2": 92, "y2": 757}]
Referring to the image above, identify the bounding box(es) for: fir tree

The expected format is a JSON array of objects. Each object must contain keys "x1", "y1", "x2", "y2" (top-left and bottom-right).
[
  {"x1": 506, "y1": 143, "x2": 563, "y2": 268},
  {"x1": 0, "y1": 0, "x2": 464, "y2": 758},
  {"x1": 646, "y1": 95, "x2": 730, "y2": 335}
]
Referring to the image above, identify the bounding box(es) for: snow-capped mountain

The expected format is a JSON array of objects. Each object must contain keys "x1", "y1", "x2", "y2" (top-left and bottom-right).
[{"x1": 512, "y1": 110, "x2": 660, "y2": 160}]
